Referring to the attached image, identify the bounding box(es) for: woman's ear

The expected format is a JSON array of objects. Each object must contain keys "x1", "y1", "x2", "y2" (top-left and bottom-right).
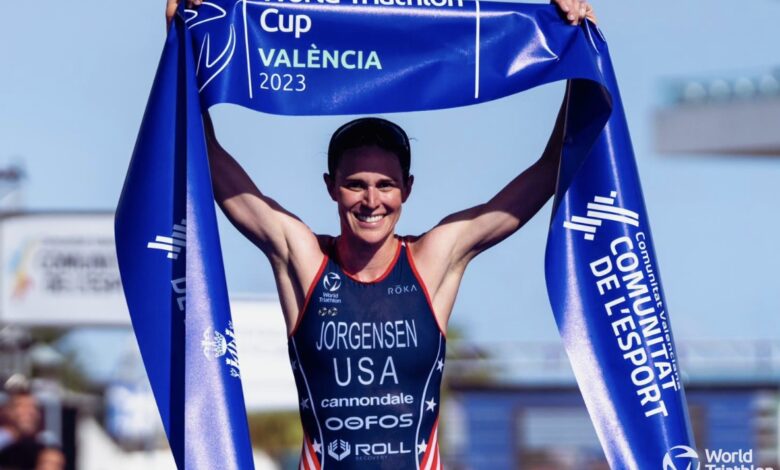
[
  {"x1": 402, "y1": 174, "x2": 414, "y2": 202},
  {"x1": 323, "y1": 173, "x2": 337, "y2": 201}
]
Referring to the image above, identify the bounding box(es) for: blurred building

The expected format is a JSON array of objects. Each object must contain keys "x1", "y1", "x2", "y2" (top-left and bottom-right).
[
  {"x1": 442, "y1": 341, "x2": 780, "y2": 470},
  {"x1": 0, "y1": 212, "x2": 290, "y2": 469},
  {"x1": 655, "y1": 67, "x2": 780, "y2": 156}
]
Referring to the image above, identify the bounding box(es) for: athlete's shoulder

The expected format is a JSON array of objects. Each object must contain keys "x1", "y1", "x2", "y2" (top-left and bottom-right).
[
  {"x1": 315, "y1": 234, "x2": 335, "y2": 252},
  {"x1": 282, "y1": 234, "x2": 330, "y2": 283},
  {"x1": 306, "y1": 234, "x2": 335, "y2": 268},
  {"x1": 404, "y1": 230, "x2": 451, "y2": 258},
  {"x1": 403, "y1": 228, "x2": 467, "y2": 290},
  {"x1": 400, "y1": 232, "x2": 449, "y2": 275},
  {"x1": 400, "y1": 233, "x2": 426, "y2": 247}
]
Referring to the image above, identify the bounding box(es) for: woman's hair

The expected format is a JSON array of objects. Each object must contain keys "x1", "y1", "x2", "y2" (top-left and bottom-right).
[{"x1": 327, "y1": 117, "x2": 411, "y2": 181}]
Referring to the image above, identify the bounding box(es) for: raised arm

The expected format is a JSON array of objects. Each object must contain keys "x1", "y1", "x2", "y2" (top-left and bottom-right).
[
  {"x1": 431, "y1": 98, "x2": 564, "y2": 258},
  {"x1": 409, "y1": 3, "x2": 595, "y2": 330},
  {"x1": 165, "y1": 1, "x2": 318, "y2": 264},
  {"x1": 410, "y1": 98, "x2": 567, "y2": 328},
  {"x1": 412, "y1": 0, "x2": 594, "y2": 271},
  {"x1": 203, "y1": 112, "x2": 319, "y2": 262},
  {"x1": 203, "y1": 112, "x2": 324, "y2": 330}
]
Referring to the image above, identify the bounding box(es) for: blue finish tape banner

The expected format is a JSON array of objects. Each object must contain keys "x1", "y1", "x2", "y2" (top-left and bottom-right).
[{"x1": 115, "y1": 0, "x2": 695, "y2": 468}]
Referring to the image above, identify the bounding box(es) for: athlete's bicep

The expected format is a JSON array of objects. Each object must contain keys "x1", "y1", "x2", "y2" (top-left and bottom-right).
[
  {"x1": 428, "y1": 155, "x2": 557, "y2": 267},
  {"x1": 408, "y1": 226, "x2": 471, "y2": 321},
  {"x1": 418, "y1": 204, "x2": 488, "y2": 269},
  {"x1": 220, "y1": 188, "x2": 313, "y2": 258},
  {"x1": 434, "y1": 100, "x2": 563, "y2": 264},
  {"x1": 205, "y1": 112, "x2": 314, "y2": 261},
  {"x1": 272, "y1": 232, "x2": 329, "y2": 335}
]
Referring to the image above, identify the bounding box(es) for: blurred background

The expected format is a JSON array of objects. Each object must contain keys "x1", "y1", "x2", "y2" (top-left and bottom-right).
[{"x1": 0, "y1": 0, "x2": 778, "y2": 469}]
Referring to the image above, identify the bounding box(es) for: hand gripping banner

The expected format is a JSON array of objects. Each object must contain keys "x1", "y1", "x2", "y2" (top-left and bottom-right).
[{"x1": 115, "y1": 0, "x2": 695, "y2": 468}]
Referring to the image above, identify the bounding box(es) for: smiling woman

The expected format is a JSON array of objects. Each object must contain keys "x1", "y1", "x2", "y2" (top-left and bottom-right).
[
  {"x1": 328, "y1": 145, "x2": 409, "y2": 246},
  {"x1": 203, "y1": 87, "x2": 564, "y2": 336},
  {"x1": 324, "y1": 118, "x2": 413, "y2": 266},
  {"x1": 203, "y1": 68, "x2": 566, "y2": 469},
  {"x1": 112, "y1": 0, "x2": 702, "y2": 467}
]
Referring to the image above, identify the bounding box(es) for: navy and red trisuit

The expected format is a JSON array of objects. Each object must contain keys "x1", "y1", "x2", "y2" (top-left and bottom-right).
[{"x1": 288, "y1": 237, "x2": 446, "y2": 469}]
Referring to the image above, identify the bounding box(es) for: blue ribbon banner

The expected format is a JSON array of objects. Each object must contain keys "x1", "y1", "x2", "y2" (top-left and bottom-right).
[{"x1": 115, "y1": 0, "x2": 695, "y2": 468}]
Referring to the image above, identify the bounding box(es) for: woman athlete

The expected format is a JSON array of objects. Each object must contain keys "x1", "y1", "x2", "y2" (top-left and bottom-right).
[{"x1": 168, "y1": 1, "x2": 596, "y2": 468}]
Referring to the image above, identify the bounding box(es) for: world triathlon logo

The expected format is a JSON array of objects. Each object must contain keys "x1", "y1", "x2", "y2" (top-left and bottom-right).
[
  {"x1": 323, "y1": 272, "x2": 342, "y2": 292},
  {"x1": 328, "y1": 440, "x2": 351, "y2": 461},
  {"x1": 663, "y1": 445, "x2": 701, "y2": 470},
  {"x1": 562, "y1": 191, "x2": 639, "y2": 241}
]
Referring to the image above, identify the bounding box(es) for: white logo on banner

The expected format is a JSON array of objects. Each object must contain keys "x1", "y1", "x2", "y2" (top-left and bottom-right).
[
  {"x1": 184, "y1": 1, "x2": 226, "y2": 29},
  {"x1": 200, "y1": 321, "x2": 241, "y2": 378},
  {"x1": 201, "y1": 327, "x2": 227, "y2": 358},
  {"x1": 328, "y1": 440, "x2": 351, "y2": 461},
  {"x1": 663, "y1": 445, "x2": 700, "y2": 470},
  {"x1": 147, "y1": 219, "x2": 186, "y2": 260},
  {"x1": 184, "y1": 3, "x2": 236, "y2": 93},
  {"x1": 663, "y1": 447, "x2": 772, "y2": 470},
  {"x1": 563, "y1": 191, "x2": 639, "y2": 241}
]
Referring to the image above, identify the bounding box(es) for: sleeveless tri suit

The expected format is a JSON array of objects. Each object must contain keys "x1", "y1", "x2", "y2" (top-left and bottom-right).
[{"x1": 288, "y1": 237, "x2": 447, "y2": 469}]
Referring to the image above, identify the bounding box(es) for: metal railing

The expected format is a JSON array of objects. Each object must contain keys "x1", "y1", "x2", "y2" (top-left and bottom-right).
[
  {"x1": 658, "y1": 67, "x2": 780, "y2": 106},
  {"x1": 446, "y1": 339, "x2": 780, "y2": 385}
]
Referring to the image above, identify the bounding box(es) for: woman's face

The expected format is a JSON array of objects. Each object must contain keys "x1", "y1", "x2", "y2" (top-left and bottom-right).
[{"x1": 326, "y1": 145, "x2": 412, "y2": 246}]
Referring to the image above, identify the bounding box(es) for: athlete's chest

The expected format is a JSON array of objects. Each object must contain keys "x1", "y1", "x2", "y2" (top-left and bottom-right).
[{"x1": 291, "y1": 252, "x2": 442, "y2": 386}]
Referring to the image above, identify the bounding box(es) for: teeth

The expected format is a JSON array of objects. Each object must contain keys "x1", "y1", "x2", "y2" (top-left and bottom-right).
[{"x1": 356, "y1": 214, "x2": 384, "y2": 223}]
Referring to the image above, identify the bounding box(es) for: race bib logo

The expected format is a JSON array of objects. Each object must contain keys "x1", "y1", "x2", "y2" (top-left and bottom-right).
[
  {"x1": 663, "y1": 445, "x2": 700, "y2": 470},
  {"x1": 387, "y1": 284, "x2": 419, "y2": 296},
  {"x1": 318, "y1": 306, "x2": 338, "y2": 317},
  {"x1": 328, "y1": 440, "x2": 351, "y2": 461},
  {"x1": 323, "y1": 272, "x2": 342, "y2": 292},
  {"x1": 563, "y1": 191, "x2": 639, "y2": 241}
]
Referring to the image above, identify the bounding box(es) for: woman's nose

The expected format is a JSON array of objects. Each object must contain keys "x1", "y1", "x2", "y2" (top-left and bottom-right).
[{"x1": 363, "y1": 186, "x2": 379, "y2": 208}]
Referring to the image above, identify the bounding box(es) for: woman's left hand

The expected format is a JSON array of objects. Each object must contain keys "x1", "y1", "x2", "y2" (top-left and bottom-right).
[
  {"x1": 552, "y1": 0, "x2": 597, "y2": 26},
  {"x1": 166, "y1": 0, "x2": 204, "y2": 28}
]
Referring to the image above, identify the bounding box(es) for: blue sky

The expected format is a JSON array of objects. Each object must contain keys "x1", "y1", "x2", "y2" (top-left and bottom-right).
[{"x1": 0, "y1": 0, "x2": 778, "y2": 345}]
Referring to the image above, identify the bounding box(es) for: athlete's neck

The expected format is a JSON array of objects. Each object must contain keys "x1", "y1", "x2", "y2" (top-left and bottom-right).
[{"x1": 334, "y1": 233, "x2": 399, "y2": 282}]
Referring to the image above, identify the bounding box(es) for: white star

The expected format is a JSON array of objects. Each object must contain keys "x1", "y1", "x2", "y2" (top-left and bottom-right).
[
  {"x1": 436, "y1": 359, "x2": 444, "y2": 372},
  {"x1": 301, "y1": 398, "x2": 310, "y2": 409},
  {"x1": 312, "y1": 439, "x2": 322, "y2": 454},
  {"x1": 425, "y1": 397, "x2": 437, "y2": 411},
  {"x1": 417, "y1": 440, "x2": 427, "y2": 454}
]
